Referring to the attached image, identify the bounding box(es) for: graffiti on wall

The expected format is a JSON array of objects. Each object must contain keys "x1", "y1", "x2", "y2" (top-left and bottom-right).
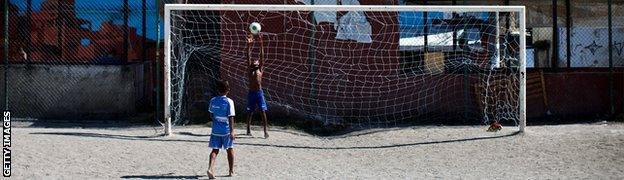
[
  {"x1": 559, "y1": 27, "x2": 624, "y2": 67},
  {"x1": 615, "y1": 42, "x2": 624, "y2": 57}
]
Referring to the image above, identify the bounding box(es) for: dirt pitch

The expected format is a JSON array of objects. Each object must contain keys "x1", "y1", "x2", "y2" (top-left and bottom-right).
[{"x1": 11, "y1": 123, "x2": 624, "y2": 179}]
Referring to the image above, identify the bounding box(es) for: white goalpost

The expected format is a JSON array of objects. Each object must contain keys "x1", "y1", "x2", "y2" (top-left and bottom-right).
[{"x1": 163, "y1": 4, "x2": 526, "y2": 135}]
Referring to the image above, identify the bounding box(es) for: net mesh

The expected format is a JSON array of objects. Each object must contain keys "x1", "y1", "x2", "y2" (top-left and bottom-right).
[{"x1": 167, "y1": 7, "x2": 523, "y2": 128}]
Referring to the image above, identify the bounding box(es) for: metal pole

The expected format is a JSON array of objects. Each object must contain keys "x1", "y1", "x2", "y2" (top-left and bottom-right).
[
  {"x1": 452, "y1": 0, "x2": 457, "y2": 51},
  {"x1": 460, "y1": 0, "x2": 469, "y2": 122},
  {"x1": 162, "y1": 1, "x2": 171, "y2": 135},
  {"x1": 308, "y1": 0, "x2": 318, "y2": 101},
  {"x1": 519, "y1": 7, "x2": 527, "y2": 132},
  {"x1": 551, "y1": 0, "x2": 559, "y2": 69},
  {"x1": 608, "y1": 0, "x2": 614, "y2": 116},
  {"x1": 454, "y1": 0, "x2": 468, "y2": 121},
  {"x1": 57, "y1": 1, "x2": 62, "y2": 61},
  {"x1": 4, "y1": 0, "x2": 9, "y2": 110},
  {"x1": 565, "y1": 0, "x2": 571, "y2": 68},
  {"x1": 495, "y1": 11, "x2": 500, "y2": 68},
  {"x1": 142, "y1": 0, "x2": 147, "y2": 62},
  {"x1": 140, "y1": 0, "x2": 148, "y2": 115},
  {"x1": 156, "y1": 0, "x2": 163, "y2": 131},
  {"x1": 505, "y1": 0, "x2": 510, "y2": 30},
  {"x1": 423, "y1": 0, "x2": 428, "y2": 53},
  {"x1": 155, "y1": 0, "x2": 162, "y2": 131},
  {"x1": 26, "y1": 0, "x2": 31, "y2": 63},
  {"x1": 124, "y1": 0, "x2": 129, "y2": 62}
]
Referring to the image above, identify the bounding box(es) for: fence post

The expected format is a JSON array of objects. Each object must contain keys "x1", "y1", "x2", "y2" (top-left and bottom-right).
[
  {"x1": 3, "y1": 0, "x2": 9, "y2": 111},
  {"x1": 124, "y1": 0, "x2": 129, "y2": 62},
  {"x1": 551, "y1": 0, "x2": 559, "y2": 69},
  {"x1": 142, "y1": 0, "x2": 147, "y2": 62},
  {"x1": 156, "y1": 0, "x2": 162, "y2": 128},
  {"x1": 608, "y1": 0, "x2": 614, "y2": 116},
  {"x1": 307, "y1": 0, "x2": 318, "y2": 101},
  {"x1": 565, "y1": 0, "x2": 571, "y2": 68},
  {"x1": 452, "y1": 0, "x2": 457, "y2": 51},
  {"x1": 423, "y1": 0, "x2": 428, "y2": 53},
  {"x1": 57, "y1": 1, "x2": 62, "y2": 61},
  {"x1": 454, "y1": 0, "x2": 467, "y2": 121},
  {"x1": 505, "y1": 0, "x2": 510, "y2": 30},
  {"x1": 26, "y1": 0, "x2": 31, "y2": 63}
]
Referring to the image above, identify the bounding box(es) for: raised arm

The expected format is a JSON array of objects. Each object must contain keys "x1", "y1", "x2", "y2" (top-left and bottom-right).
[
  {"x1": 247, "y1": 34, "x2": 254, "y2": 67},
  {"x1": 259, "y1": 34, "x2": 265, "y2": 70}
]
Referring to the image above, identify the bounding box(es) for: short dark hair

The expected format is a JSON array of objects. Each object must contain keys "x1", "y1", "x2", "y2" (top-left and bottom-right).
[{"x1": 216, "y1": 80, "x2": 230, "y2": 94}]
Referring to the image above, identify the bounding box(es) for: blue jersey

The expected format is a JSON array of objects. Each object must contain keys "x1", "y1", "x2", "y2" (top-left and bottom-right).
[{"x1": 208, "y1": 96, "x2": 235, "y2": 136}]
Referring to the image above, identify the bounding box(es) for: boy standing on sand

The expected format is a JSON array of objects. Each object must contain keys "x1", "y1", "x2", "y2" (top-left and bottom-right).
[
  {"x1": 207, "y1": 80, "x2": 236, "y2": 179},
  {"x1": 245, "y1": 33, "x2": 270, "y2": 138}
]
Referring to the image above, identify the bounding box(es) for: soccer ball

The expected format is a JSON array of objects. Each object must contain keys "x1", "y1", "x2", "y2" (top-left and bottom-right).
[{"x1": 249, "y1": 22, "x2": 261, "y2": 35}]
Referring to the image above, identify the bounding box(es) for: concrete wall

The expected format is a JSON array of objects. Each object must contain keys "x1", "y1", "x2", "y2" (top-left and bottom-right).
[{"x1": 0, "y1": 63, "x2": 143, "y2": 120}]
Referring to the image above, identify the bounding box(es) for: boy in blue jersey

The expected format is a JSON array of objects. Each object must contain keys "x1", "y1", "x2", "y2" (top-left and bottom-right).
[{"x1": 207, "y1": 80, "x2": 236, "y2": 179}]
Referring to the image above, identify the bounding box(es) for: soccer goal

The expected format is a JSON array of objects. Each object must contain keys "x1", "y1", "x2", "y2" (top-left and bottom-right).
[{"x1": 163, "y1": 4, "x2": 526, "y2": 135}]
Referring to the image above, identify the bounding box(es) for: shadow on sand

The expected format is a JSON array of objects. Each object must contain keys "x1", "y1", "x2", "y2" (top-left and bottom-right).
[
  {"x1": 30, "y1": 130, "x2": 521, "y2": 150},
  {"x1": 121, "y1": 174, "x2": 233, "y2": 179},
  {"x1": 120, "y1": 173, "x2": 203, "y2": 179}
]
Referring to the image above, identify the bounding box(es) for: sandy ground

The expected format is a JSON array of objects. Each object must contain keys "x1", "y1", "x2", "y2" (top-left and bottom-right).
[{"x1": 10, "y1": 123, "x2": 624, "y2": 179}]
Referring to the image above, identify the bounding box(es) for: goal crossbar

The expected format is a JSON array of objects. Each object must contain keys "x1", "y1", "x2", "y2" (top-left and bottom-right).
[
  {"x1": 163, "y1": 4, "x2": 527, "y2": 135},
  {"x1": 164, "y1": 4, "x2": 525, "y2": 12}
]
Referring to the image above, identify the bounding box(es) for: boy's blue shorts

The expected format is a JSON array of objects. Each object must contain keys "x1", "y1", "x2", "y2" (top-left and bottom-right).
[
  {"x1": 209, "y1": 134, "x2": 233, "y2": 149},
  {"x1": 246, "y1": 90, "x2": 268, "y2": 112}
]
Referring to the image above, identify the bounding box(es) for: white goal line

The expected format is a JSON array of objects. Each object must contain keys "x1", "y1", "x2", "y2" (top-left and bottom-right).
[{"x1": 164, "y1": 4, "x2": 525, "y2": 13}]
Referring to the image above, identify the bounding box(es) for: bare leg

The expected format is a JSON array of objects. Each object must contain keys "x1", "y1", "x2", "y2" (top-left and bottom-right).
[
  {"x1": 207, "y1": 149, "x2": 218, "y2": 179},
  {"x1": 227, "y1": 148, "x2": 235, "y2": 176},
  {"x1": 246, "y1": 113, "x2": 253, "y2": 135},
  {"x1": 260, "y1": 111, "x2": 269, "y2": 138}
]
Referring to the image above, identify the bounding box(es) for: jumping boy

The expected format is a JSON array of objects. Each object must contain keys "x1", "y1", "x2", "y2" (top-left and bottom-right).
[
  {"x1": 245, "y1": 33, "x2": 270, "y2": 138},
  {"x1": 207, "y1": 80, "x2": 236, "y2": 179}
]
